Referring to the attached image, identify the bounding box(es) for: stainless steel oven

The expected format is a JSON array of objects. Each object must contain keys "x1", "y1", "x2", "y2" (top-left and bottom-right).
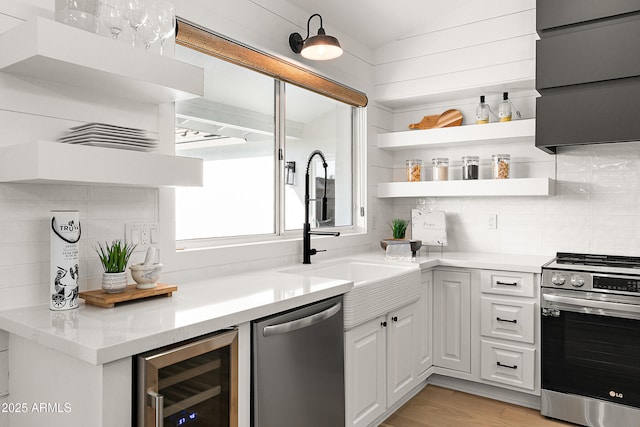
[
  {"x1": 136, "y1": 328, "x2": 238, "y2": 427},
  {"x1": 541, "y1": 253, "x2": 640, "y2": 427}
]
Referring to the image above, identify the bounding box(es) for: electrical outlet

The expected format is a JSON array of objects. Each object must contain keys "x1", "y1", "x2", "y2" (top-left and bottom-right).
[
  {"x1": 488, "y1": 214, "x2": 498, "y2": 230},
  {"x1": 125, "y1": 222, "x2": 159, "y2": 254},
  {"x1": 140, "y1": 228, "x2": 150, "y2": 245}
]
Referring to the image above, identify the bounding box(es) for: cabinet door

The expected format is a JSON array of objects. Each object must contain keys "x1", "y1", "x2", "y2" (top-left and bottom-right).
[
  {"x1": 433, "y1": 270, "x2": 471, "y2": 373},
  {"x1": 416, "y1": 271, "x2": 433, "y2": 379},
  {"x1": 535, "y1": 82, "x2": 640, "y2": 152},
  {"x1": 345, "y1": 317, "x2": 386, "y2": 427},
  {"x1": 536, "y1": 19, "x2": 640, "y2": 90},
  {"x1": 387, "y1": 302, "x2": 418, "y2": 407},
  {"x1": 537, "y1": 0, "x2": 640, "y2": 31}
]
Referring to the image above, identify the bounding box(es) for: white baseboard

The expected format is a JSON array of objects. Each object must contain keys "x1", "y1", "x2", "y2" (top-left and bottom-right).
[{"x1": 426, "y1": 374, "x2": 541, "y2": 410}]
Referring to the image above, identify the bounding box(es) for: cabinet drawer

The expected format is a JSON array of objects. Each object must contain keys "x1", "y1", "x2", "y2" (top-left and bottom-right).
[
  {"x1": 481, "y1": 296, "x2": 535, "y2": 344},
  {"x1": 480, "y1": 340, "x2": 535, "y2": 391},
  {"x1": 480, "y1": 270, "x2": 534, "y2": 297},
  {"x1": 537, "y1": 19, "x2": 640, "y2": 90}
]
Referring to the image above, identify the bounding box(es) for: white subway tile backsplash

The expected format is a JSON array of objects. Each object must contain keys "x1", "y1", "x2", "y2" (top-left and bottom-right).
[
  {"x1": 0, "y1": 183, "x2": 158, "y2": 308},
  {"x1": 398, "y1": 142, "x2": 640, "y2": 256}
]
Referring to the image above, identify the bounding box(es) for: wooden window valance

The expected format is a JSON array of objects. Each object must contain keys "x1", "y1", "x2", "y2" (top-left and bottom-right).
[{"x1": 175, "y1": 18, "x2": 368, "y2": 108}]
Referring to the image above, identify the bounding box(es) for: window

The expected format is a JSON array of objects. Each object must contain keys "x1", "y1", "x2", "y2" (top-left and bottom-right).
[{"x1": 174, "y1": 45, "x2": 360, "y2": 247}]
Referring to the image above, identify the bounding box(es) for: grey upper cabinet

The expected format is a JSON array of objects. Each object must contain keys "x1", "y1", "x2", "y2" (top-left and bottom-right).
[
  {"x1": 535, "y1": 1, "x2": 640, "y2": 153},
  {"x1": 537, "y1": 0, "x2": 640, "y2": 31},
  {"x1": 536, "y1": 19, "x2": 640, "y2": 90}
]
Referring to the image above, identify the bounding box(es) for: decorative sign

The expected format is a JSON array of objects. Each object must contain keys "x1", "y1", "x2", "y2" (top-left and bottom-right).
[{"x1": 411, "y1": 209, "x2": 447, "y2": 246}]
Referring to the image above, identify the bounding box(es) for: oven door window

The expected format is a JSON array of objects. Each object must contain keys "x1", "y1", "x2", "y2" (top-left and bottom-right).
[{"x1": 542, "y1": 310, "x2": 640, "y2": 408}]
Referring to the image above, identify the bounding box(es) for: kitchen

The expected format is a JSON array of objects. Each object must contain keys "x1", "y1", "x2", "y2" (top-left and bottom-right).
[{"x1": 0, "y1": 0, "x2": 639, "y2": 426}]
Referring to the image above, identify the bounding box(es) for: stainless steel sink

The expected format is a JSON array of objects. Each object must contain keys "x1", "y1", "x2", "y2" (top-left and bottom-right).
[{"x1": 280, "y1": 259, "x2": 421, "y2": 329}]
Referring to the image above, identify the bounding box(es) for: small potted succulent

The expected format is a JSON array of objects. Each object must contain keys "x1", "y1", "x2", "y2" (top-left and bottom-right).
[
  {"x1": 391, "y1": 218, "x2": 409, "y2": 239},
  {"x1": 380, "y1": 218, "x2": 422, "y2": 254},
  {"x1": 95, "y1": 240, "x2": 136, "y2": 293}
]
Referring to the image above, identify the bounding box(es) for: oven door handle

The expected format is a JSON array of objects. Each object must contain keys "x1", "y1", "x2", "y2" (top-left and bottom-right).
[{"x1": 543, "y1": 293, "x2": 640, "y2": 316}]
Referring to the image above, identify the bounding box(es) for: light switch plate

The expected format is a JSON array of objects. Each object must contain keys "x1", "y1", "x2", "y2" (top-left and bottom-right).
[
  {"x1": 125, "y1": 222, "x2": 159, "y2": 256},
  {"x1": 488, "y1": 214, "x2": 498, "y2": 230}
]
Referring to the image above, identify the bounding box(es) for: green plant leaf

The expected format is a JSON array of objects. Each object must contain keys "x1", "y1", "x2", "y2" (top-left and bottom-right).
[{"x1": 94, "y1": 240, "x2": 137, "y2": 273}]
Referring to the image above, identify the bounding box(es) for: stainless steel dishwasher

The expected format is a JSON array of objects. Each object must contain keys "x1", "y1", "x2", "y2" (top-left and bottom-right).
[{"x1": 252, "y1": 295, "x2": 345, "y2": 427}]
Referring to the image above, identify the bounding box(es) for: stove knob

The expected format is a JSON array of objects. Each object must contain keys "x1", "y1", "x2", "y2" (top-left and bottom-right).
[
  {"x1": 571, "y1": 275, "x2": 585, "y2": 288},
  {"x1": 551, "y1": 273, "x2": 566, "y2": 286}
]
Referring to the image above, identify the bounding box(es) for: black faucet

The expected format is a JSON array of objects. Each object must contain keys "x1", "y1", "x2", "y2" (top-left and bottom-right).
[{"x1": 303, "y1": 150, "x2": 340, "y2": 264}]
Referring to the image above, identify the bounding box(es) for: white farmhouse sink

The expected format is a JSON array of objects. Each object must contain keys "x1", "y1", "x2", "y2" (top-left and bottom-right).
[
  {"x1": 282, "y1": 260, "x2": 415, "y2": 287},
  {"x1": 280, "y1": 260, "x2": 422, "y2": 329}
]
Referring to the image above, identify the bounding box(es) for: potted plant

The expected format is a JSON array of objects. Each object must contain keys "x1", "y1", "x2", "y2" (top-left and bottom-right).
[
  {"x1": 391, "y1": 218, "x2": 408, "y2": 239},
  {"x1": 95, "y1": 240, "x2": 136, "y2": 293},
  {"x1": 380, "y1": 218, "x2": 422, "y2": 254}
]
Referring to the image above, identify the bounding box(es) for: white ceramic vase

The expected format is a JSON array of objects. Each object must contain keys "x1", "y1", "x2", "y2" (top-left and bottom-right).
[{"x1": 102, "y1": 271, "x2": 127, "y2": 293}]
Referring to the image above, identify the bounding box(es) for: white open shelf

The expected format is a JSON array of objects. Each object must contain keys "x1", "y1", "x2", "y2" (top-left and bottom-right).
[
  {"x1": 0, "y1": 141, "x2": 203, "y2": 187},
  {"x1": 377, "y1": 119, "x2": 536, "y2": 151},
  {"x1": 0, "y1": 17, "x2": 204, "y2": 103},
  {"x1": 377, "y1": 178, "x2": 555, "y2": 198}
]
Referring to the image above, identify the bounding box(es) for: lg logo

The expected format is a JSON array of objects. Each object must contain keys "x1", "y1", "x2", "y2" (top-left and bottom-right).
[{"x1": 609, "y1": 390, "x2": 624, "y2": 399}]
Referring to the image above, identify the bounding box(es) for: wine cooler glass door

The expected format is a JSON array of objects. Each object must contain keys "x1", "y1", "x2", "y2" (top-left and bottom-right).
[{"x1": 138, "y1": 329, "x2": 238, "y2": 427}]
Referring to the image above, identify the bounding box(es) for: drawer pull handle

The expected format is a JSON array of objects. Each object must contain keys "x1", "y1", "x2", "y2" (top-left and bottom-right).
[
  {"x1": 392, "y1": 316, "x2": 398, "y2": 322},
  {"x1": 496, "y1": 281, "x2": 518, "y2": 287},
  {"x1": 497, "y1": 361, "x2": 518, "y2": 370},
  {"x1": 496, "y1": 317, "x2": 517, "y2": 323},
  {"x1": 381, "y1": 321, "x2": 387, "y2": 327}
]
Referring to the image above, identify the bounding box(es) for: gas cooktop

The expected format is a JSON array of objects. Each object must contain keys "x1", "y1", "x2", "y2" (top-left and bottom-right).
[{"x1": 543, "y1": 252, "x2": 640, "y2": 294}]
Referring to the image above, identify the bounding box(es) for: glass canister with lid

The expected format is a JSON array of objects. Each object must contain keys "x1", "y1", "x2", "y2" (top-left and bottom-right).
[
  {"x1": 492, "y1": 154, "x2": 510, "y2": 179},
  {"x1": 462, "y1": 156, "x2": 479, "y2": 180},
  {"x1": 406, "y1": 159, "x2": 422, "y2": 182},
  {"x1": 432, "y1": 158, "x2": 449, "y2": 181}
]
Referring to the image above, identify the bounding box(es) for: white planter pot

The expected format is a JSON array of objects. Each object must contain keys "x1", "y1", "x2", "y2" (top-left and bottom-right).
[{"x1": 102, "y1": 272, "x2": 127, "y2": 293}]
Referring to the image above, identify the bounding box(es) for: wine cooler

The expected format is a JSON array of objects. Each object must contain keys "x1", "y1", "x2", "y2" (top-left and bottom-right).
[{"x1": 136, "y1": 328, "x2": 238, "y2": 427}]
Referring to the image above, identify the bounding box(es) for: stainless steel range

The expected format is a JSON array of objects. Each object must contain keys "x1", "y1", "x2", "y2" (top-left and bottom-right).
[{"x1": 541, "y1": 252, "x2": 640, "y2": 427}]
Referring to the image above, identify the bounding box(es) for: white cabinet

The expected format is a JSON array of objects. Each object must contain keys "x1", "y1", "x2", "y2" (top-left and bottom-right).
[
  {"x1": 345, "y1": 302, "x2": 418, "y2": 427},
  {"x1": 479, "y1": 270, "x2": 539, "y2": 394},
  {"x1": 480, "y1": 339, "x2": 535, "y2": 391},
  {"x1": 416, "y1": 270, "x2": 433, "y2": 379},
  {"x1": 345, "y1": 316, "x2": 386, "y2": 427},
  {"x1": 433, "y1": 270, "x2": 471, "y2": 373},
  {"x1": 480, "y1": 296, "x2": 535, "y2": 344},
  {"x1": 386, "y1": 302, "x2": 418, "y2": 407}
]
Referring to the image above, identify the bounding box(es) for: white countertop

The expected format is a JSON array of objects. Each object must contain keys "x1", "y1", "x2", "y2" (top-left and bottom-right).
[
  {"x1": 418, "y1": 251, "x2": 553, "y2": 273},
  {"x1": 0, "y1": 251, "x2": 552, "y2": 365},
  {"x1": 0, "y1": 270, "x2": 353, "y2": 365}
]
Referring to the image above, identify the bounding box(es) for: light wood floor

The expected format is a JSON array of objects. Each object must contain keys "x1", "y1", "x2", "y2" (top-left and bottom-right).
[{"x1": 381, "y1": 385, "x2": 576, "y2": 427}]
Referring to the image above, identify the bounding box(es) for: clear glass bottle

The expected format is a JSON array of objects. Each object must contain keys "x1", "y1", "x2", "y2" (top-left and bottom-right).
[
  {"x1": 499, "y1": 92, "x2": 512, "y2": 122},
  {"x1": 432, "y1": 158, "x2": 449, "y2": 181},
  {"x1": 492, "y1": 154, "x2": 510, "y2": 179},
  {"x1": 476, "y1": 95, "x2": 490, "y2": 124},
  {"x1": 406, "y1": 159, "x2": 422, "y2": 182},
  {"x1": 462, "y1": 156, "x2": 479, "y2": 180}
]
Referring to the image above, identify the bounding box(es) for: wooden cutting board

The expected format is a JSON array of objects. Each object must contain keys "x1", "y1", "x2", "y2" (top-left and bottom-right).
[
  {"x1": 409, "y1": 109, "x2": 463, "y2": 130},
  {"x1": 80, "y1": 283, "x2": 177, "y2": 308}
]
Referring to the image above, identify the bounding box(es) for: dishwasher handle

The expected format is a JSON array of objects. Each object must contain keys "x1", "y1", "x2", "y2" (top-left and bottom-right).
[{"x1": 263, "y1": 302, "x2": 341, "y2": 337}]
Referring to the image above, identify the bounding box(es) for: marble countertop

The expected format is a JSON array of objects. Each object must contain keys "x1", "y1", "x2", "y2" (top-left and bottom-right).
[{"x1": 0, "y1": 250, "x2": 552, "y2": 366}]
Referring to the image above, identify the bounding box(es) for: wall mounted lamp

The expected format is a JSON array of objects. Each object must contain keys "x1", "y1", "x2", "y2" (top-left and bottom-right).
[{"x1": 289, "y1": 13, "x2": 343, "y2": 61}]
